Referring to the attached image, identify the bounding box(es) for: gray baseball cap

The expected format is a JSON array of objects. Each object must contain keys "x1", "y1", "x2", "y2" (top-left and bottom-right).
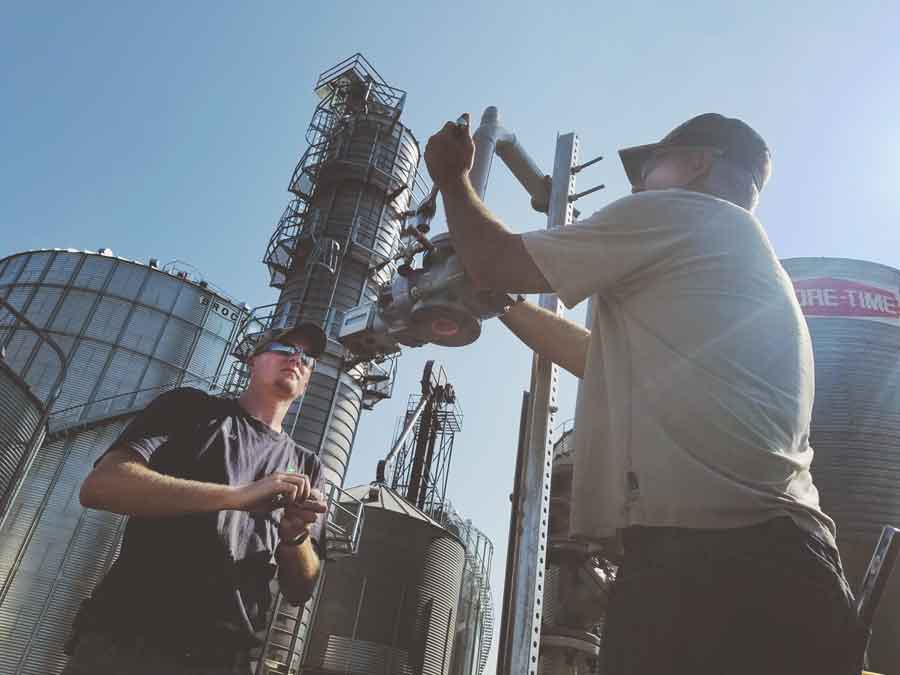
[
  {"x1": 619, "y1": 113, "x2": 772, "y2": 191},
  {"x1": 250, "y1": 322, "x2": 327, "y2": 359}
]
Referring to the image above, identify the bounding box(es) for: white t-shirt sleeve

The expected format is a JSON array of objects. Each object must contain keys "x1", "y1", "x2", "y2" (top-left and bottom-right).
[{"x1": 520, "y1": 190, "x2": 707, "y2": 308}]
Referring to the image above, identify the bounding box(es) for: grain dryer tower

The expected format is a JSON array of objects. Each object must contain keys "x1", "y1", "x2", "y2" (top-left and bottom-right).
[
  {"x1": 226, "y1": 53, "x2": 426, "y2": 491},
  {"x1": 223, "y1": 55, "x2": 429, "y2": 669}
]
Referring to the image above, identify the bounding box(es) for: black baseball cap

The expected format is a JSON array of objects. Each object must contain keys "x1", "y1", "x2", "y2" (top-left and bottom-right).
[
  {"x1": 619, "y1": 113, "x2": 772, "y2": 191},
  {"x1": 250, "y1": 322, "x2": 327, "y2": 359}
]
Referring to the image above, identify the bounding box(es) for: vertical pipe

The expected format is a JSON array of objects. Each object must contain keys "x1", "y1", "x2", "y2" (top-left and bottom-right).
[
  {"x1": 497, "y1": 390, "x2": 531, "y2": 674},
  {"x1": 406, "y1": 393, "x2": 436, "y2": 505},
  {"x1": 417, "y1": 418, "x2": 441, "y2": 511},
  {"x1": 469, "y1": 107, "x2": 501, "y2": 200}
]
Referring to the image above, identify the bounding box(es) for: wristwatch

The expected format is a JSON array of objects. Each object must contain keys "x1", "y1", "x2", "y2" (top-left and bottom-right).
[
  {"x1": 505, "y1": 294, "x2": 526, "y2": 313},
  {"x1": 279, "y1": 529, "x2": 310, "y2": 548}
]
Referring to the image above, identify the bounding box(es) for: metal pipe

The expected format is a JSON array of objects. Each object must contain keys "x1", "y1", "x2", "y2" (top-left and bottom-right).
[
  {"x1": 470, "y1": 106, "x2": 550, "y2": 211},
  {"x1": 857, "y1": 525, "x2": 900, "y2": 629},
  {"x1": 495, "y1": 136, "x2": 550, "y2": 212},
  {"x1": 497, "y1": 390, "x2": 532, "y2": 675},
  {"x1": 405, "y1": 391, "x2": 436, "y2": 506},
  {"x1": 376, "y1": 393, "x2": 430, "y2": 482}
]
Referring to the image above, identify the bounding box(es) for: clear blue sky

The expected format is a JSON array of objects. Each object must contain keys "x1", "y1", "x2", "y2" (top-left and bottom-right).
[{"x1": 3, "y1": 2, "x2": 899, "y2": 669}]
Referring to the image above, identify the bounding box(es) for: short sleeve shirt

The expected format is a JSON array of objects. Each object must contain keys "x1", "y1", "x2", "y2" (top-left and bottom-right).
[
  {"x1": 83, "y1": 387, "x2": 325, "y2": 647},
  {"x1": 521, "y1": 189, "x2": 836, "y2": 548}
]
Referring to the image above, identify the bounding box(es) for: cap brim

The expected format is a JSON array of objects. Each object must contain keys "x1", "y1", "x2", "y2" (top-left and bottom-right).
[
  {"x1": 274, "y1": 323, "x2": 328, "y2": 358},
  {"x1": 618, "y1": 142, "x2": 663, "y2": 188}
]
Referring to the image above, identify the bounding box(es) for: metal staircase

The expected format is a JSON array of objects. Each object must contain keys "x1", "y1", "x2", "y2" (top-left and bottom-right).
[{"x1": 256, "y1": 480, "x2": 365, "y2": 675}]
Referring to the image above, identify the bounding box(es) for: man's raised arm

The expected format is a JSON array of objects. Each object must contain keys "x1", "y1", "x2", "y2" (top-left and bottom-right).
[
  {"x1": 425, "y1": 118, "x2": 590, "y2": 376},
  {"x1": 80, "y1": 447, "x2": 312, "y2": 517}
]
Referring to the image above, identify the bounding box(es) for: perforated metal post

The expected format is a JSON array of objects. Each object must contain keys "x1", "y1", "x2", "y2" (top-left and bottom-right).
[{"x1": 488, "y1": 126, "x2": 577, "y2": 675}]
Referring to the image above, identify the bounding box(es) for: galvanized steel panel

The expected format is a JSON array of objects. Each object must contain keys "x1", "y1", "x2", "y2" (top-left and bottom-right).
[
  {"x1": 3, "y1": 285, "x2": 34, "y2": 314},
  {"x1": 417, "y1": 535, "x2": 466, "y2": 675},
  {"x1": 50, "y1": 340, "x2": 111, "y2": 418},
  {"x1": 23, "y1": 287, "x2": 62, "y2": 329},
  {"x1": 0, "y1": 364, "x2": 45, "y2": 510},
  {"x1": 49, "y1": 289, "x2": 96, "y2": 336},
  {"x1": 153, "y1": 316, "x2": 197, "y2": 369},
  {"x1": 72, "y1": 256, "x2": 114, "y2": 290},
  {"x1": 204, "y1": 307, "x2": 239, "y2": 340},
  {"x1": 3, "y1": 330, "x2": 38, "y2": 374},
  {"x1": 84, "y1": 296, "x2": 130, "y2": 342},
  {"x1": 43, "y1": 254, "x2": 79, "y2": 286},
  {"x1": 86, "y1": 350, "x2": 147, "y2": 418},
  {"x1": 23, "y1": 343, "x2": 64, "y2": 403},
  {"x1": 0, "y1": 417, "x2": 131, "y2": 675},
  {"x1": 138, "y1": 273, "x2": 181, "y2": 311},
  {"x1": 0, "y1": 255, "x2": 27, "y2": 287},
  {"x1": 118, "y1": 305, "x2": 165, "y2": 354},
  {"x1": 172, "y1": 284, "x2": 208, "y2": 323},
  {"x1": 17, "y1": 253, "x2": 52, "y2": 285},
  {"x1": 186, "y1": 330, "x2": 226, "y2": 382},
  {"x1": 108, "y1": 261, "x2": 148, "y2": 301}
]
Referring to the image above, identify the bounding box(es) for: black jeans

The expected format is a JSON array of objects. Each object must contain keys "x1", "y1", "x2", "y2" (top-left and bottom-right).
[
  {"x1": 62, "y1": 631, "x2": 252, "y2": 675},
  {"x1": 602, "y1": 518, "x2": 868, "y2": 675}
]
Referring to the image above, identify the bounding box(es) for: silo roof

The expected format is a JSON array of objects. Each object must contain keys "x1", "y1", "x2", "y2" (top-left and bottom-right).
[{"x1": 342, "y1": 483, "x2": 446, "y2": 528}]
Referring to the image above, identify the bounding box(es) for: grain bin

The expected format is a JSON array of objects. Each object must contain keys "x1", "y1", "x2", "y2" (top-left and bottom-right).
[
  {"x1": 293, "y1": 484, "x2": 465, "y2": 675},
  {"x1": 782, "y1": 257, "x2": 900, "y2": 674},
  {"x1": 0, "y1": 249, "x2": 246, "y2": 674},
  {"x1": 0, "y1": 249, "x2": 246, "y2": 429}
]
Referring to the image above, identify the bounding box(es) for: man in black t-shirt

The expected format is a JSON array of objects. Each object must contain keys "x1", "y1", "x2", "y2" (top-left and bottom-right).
[{"x1": 64, "y1": 322, "x2": 330, "y2": 675}]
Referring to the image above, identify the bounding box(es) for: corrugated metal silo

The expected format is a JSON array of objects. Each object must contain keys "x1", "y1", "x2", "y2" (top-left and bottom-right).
[
  {"x1": 0, "y1": 249, "x2": 247, "y2": 675},
  {"x1": 295, "y1": 484, "x2": 465, "y2": 675},
  {"x1": 0, "y1": 416, "x2": 133, "y2": 675},
  {"x1": 444, "y1": 514, "x2": 493, "y2": 675},
  {"x1": 0, "y1": 249, "x2": 246, "y2": 429},
  {"x1": 0, "y1": 363, "x2": 45, "y2": 514},
  {"x1": 782, "y1": 257, "x2": 900, "y2": 674}
]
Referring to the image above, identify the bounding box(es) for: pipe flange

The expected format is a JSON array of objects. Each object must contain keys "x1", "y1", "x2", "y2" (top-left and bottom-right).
[{"x1": 540, "y1": 626, "x2": 602, "y2": 656}]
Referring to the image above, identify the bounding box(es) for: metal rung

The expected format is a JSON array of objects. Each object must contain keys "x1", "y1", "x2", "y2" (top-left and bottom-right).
[{"x1": 272, "y1": 626, "x2": 298, "y2": 636}]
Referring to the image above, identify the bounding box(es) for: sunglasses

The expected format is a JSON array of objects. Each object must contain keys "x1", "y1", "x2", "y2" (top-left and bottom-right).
[{"x1": 258, "y1": 341, "x2": 316, "y2": 367}]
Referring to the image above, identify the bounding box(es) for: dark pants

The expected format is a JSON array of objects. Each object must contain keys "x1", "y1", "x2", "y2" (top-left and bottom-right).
[
  {"x1": 601, "y1": 517, "x2": 868, "y2": 675},
  {"x1": 62, "y1": 631, "x2": 252, "y2": 675}
]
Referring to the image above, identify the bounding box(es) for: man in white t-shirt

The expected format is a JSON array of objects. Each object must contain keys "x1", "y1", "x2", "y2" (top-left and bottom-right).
[{"x1": 425, "y1": 113, "x2": 866, "y2": 674}]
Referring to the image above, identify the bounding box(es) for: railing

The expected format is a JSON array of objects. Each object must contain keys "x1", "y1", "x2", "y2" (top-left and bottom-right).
[
  {"x1": 313, "y1": 53, "x2": 406, "y2": 110},
  {"x1": 0, "y1": 296, "x2": 68, "y2": 531},
  {"x1": 322, "y1": 481, "x2": 365, "y2": 559}
]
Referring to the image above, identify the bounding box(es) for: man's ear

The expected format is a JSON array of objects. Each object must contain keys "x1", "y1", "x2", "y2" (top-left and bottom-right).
[{"x1": 682, "y1": 148, "x2": 715, "y2": 186}]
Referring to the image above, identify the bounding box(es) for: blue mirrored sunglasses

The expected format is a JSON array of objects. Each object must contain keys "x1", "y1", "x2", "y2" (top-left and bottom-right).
[{"x1": 259, "y1": 341, "x2": 316, "y2": 367}]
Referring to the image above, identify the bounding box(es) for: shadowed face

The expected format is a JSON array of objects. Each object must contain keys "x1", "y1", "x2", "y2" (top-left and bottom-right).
[{"x1": 248, "y1": 339, "x2": 315, "y2": 400}]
